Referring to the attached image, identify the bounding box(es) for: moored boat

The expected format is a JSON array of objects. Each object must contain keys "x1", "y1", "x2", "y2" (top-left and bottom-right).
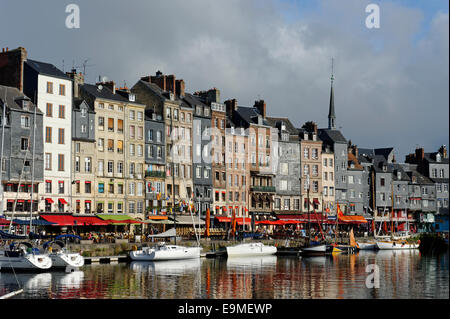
[
  {"x1": 299, "y1": 244, "x2": 328, "y2": 256},
  {"x1": 0, "y1": 242, "x2": 52, "y2": 271},
  {"x1": 43, "y1": 239, "x2": 84, "y2": 271},
  {"x1": 376, "y1": 241, "x2": 419, "y2": 250},
  {"x1": 226, "y1": 242, "x2": 277, "y2": 257},
  {"x1": 357, "y1": 242, "x2": 377, "y2": 250},
  {"x1": 129, "y1": 242, "x2": 202, "y2": 261}
]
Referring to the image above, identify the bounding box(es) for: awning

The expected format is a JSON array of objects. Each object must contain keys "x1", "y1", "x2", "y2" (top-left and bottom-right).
[
  {"x1": 96, "y1": 214, "x2": 143, "y2": 225},
  {"x1": 170, "y1": 215, "x2": 205, "y2": 225},
  {"x1": 58, "y1": 198, "x2": 68, "y2": 205},
  {"x1": 255, "y1": 220, "x2": 285, "y2": 225},
  {"x1": 215, "y1": 216, "x2": 231, "y2": 223},
  {"x1": 45, "y1": 198, "x2": 54, "y2": 203},
  {"x1": 41, "y1": 215, "x2": 76, "y2": 226},
  {"x1": 0, "y1": 218, "x2": 10, "y2": 225},
  {"x1": 313, "y1": 198, "x2": 320, "y2": 204},
  {"x1": 146, "y1": 216, "x2": 168, "y2": 220},
  {"x1": 277, "y1": 214, "x2": 329, "y2": 223},
  {"x1": 338, "y1": 215, "x2": 368, "y2": 224},
  {"x1": 12, "y1": 218, "x2": 56, "y2": 226},
  {"x1": 73, "y1": 216, "x2": 109, "y2": 226},
  {"x1": 236, "y1": 217, "x2": 252, "y2": 226}
]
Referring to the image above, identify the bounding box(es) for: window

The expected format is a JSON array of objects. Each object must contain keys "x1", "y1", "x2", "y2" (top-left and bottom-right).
[
  {"x1": 59, "y1": 105, "x2": 65, "y2": 118},
  {"x1": 45, "y1": 181, "x2": 52, "y2": 193},
  {"x1": 130, "y1": 125, "x2": 135, "y2": 139},
  {"x1": 312, "y1": 148, "x2": 318, "y2": 159},
  {"x1": 47, "y1": 82, "x2": 53, "y2": 94},
  {"x1": 303, "y1": 164, "x2": 309, "y2": 176},
  {"x1": 137, "y1": 183, "x2": 143, "y2": 196},
  {"x1": 117, "y1": 140, "x2": 123, "y2": 154},
  {"x1": 98, "y1": 103, "x2": 104, "y2": 109},
  {"x1": 137, "y1": 111, "x2": 143, "y2": 121},
  {"x1": 109, "y1": 184, "x2": 114, "y2": 194},
  {"x1": 45, "y1": 153, "x2": 52, "y2": 170},
  {"x1": 81, "y1": 108, "x2": 87, "y2": 117},
  {"x1": 75, "y1": 156, "x2": 80, "y2": 172},
  {"x1": 107, "y1": 161, "x2": 114, "y2": 173},
  {"x1": 46, "y1": 103, "x2": 53, "y2": 117},
  {"x1": 98, "y1": 117, "x2": 104, "y2": 130},
  {"x1": 108, "y1": 118, "x2": 114, "y2": 132},
  {"x1": 280, "y1": 180, "x2": 288, "y2": 190},
  {"x1": 85, "y1": 182, "x2": 91, "y2": 193},
  {"x1": 98, "y1": 183, "x2": 104, "y2": 193},
  {"x1": 137, "y1": 126, "x2": 143, "y2": 140},
  {"x1": 323, "y1": 186, "x2": 328, "y2": 196},
  {"x1": 21, "y1": 116, "x2": 30, "y2": 128},
  {"x1": 21, "y1": 138, "x2": 29, "y2": 151},
  {"x1": 118, "y1": 184, "x2": 123, "y2": 194},
  {"x1": 59, "y1": 84, "x2": 65, "y2": 96},
  {"x1": 58, "y1": 128, "x2": 64, "y2": 144},
  {"x1": 312, "y1": 181, "x2": 318, "y2": 192},
  {"x1": 130, "y1": 110, "x2": 135, "y2": 120},
  {"x1": 130, "y1": 144, "x2": 135, "y2": 156},
  {"x1": 98, "y1": 138, "x2": 104, "y2": 151},
  {"x1": 323, "y1": 159, "x2": 327, "y2": 167},
  {"x1": 118, "y1": 119, "x2": 123, "y2": 133},
  {"x1": 137, "y1": 145, "x2": 143, "y2": 157},
  {"x1": 129, "y1": 182, "x2": 135, "y2": 195},
  {"x1": 117, "y1": 162, "x2": 123, "y2": 174},
  {"x1": 329, "y1": 187, "x2": 334, "y2": 196},
  {"x1": 348, "y1": 175, "x2": 354, "y2": 184},
  {"x1": 304, "y1": 148, "x2": 309, "y2": 159},
  {"x1": 312, "y1": 165, "x2": 318, "y2": 176},
  {"x1": 81, "y1": 124, "x2": 87, "y2": 133},
  {"x1": 58, "y1": 181, "x2": 64, "y2": 194},
  {"x1": 108, "y1": 139, "x2": 114, "y2": 152},
  {"x1": 45, "y1": 127, "x2": 52, "y2": 143},
  {"x1": 281, "y1": 163, "x2": 288, "y2": 175},
  {"x1": 380, "y1": 178, "x2": 385, "y2": 187},
  {"x1": 58, "y1": 154, "x2": 64, "y2": 171},
  {"x1": 98, "y1": 160, "x2": 104, "y2": 175},
  {"x1": 108, "y1": 104, "x2": 114, "y2": 110}
]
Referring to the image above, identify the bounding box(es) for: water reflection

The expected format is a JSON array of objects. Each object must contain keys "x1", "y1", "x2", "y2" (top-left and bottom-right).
[{"x1": 0, "y1": 251, "x2": 447, "y2": 299}]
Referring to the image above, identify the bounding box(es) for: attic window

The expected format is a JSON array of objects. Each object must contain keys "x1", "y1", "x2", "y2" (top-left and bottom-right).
[
  {"x1": 397, "y1": 172, "x2": 401, "y2": 179},
  {"x1": 350, "y1": 163, "x2": 355, "y2": 168},
  {"x1": 436, "y1": 153, "x2": 441, "y2": 162},
  {"x1": 81, "y1": 108, "x2": 87, "y2": 117}
]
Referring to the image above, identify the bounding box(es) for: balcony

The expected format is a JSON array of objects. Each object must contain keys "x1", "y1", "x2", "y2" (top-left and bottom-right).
[
  {"x1": 250, "y1": 186, "x2": 276, "y2": 193},
  {"x1": 145, "y1": 171, "x2": 166, "y2": 178}
]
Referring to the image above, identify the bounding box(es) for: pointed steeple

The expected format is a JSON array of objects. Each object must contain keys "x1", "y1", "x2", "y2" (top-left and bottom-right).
[{"x1": 328, "y1": 57, "x2": 336, "y2": 130}]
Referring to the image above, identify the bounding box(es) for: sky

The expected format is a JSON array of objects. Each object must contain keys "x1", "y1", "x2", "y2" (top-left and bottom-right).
[{"x1": 0, "y1": 0, "x2": 448, "y2": 160}]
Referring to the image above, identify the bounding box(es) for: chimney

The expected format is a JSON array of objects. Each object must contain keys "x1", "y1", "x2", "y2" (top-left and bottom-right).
[
  {"x1": 66, "y1": 68, "x2": 84, "y2": 98},
  {"x1": 254, "y1": 100, "x2": 266, "y2": 118},
  {"x1": 415, "y1": 148, "x2": 424, "y2": 161},
  {"x1": 165, "y1": 75, "x2": 176, "y2": 94},
  {"x1": 207, "y1": 88, "x2": 220, "y2": 103},
  {"x1": 439, "y1": 145, "x2": 447, "y2": 159},
  {"x1": 0, "y1": 46, "x2": 28, "y2": 92},
  {"x1": 175, "y1": 79, "x2": 185, "y2": 98},
  {"x1": 96, "y1": 80, "x2": 116, "y2": 94},
  {"x1": 225, "y1": 99, "x2": 238, "y2": 116}
]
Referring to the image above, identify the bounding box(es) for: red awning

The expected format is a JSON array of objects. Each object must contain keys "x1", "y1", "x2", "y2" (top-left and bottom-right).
[
  {"x1": 338, "y1": 215, "x2": 368, "y2": 224},
  {"x1": 45, "y1": 198, "x2": 54, "y2": 203},
  {"x1": 313, "y1": 198, "x2": 319, "y2": 204},
  {"x1": 215, "y1": 216, "x2": 231, "y2": 223},
  {"x1": 41, "y1": 215, "x2": 76, "y2": 226},
  {"x1": 255, "y1": 220, "x2": 285, "y2": 225},
  {"x1": 0, "y1": 218, "x2": 10, "y2": 225},
  {"x1": 59, "y1": 198, "x2": 68, "y2": 205},
  {"x1": 236, "y1": 217, "x2": 252, "y2": 225},
  {"x1": 73, "y1": 216, "x2": 109, "y2": 226},
  {"x1": 7, "y1": 199, "x2": 14, "y2": 203},
  {"x1": 277, "y1": 214, "x2": 329, "y2": 223},
  {"x1": 85, "y1": 200, "x2": 91, "y2": 203}
]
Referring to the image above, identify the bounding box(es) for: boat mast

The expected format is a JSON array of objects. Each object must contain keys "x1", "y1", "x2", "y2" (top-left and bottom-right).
[
  {"x1": 171, "y1": 114, "x2": 176, "y2": 245},
  {"x1": 307, "y1": 174, "x2": 310, "y2": 242},
  {"x1": 29, "y1": 101, "x2": 37, "y2": 234},
  {"x1": 0, "y1": 90, "x2": 6, "y2": 217}
]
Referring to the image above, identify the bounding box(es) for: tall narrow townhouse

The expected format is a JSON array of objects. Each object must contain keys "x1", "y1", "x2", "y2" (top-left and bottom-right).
[
  {"x1": 184, "y1": 93, "x2": 213, "y2": 217},
  {"x1": 227, "y1": 99, "x2": 277, "y2": 228},
  {"x1": 79, "y1": 82, "x2": 128, "y2": 217},
  {"x1": 265, "y1": 117, "x2": 301, "y2": 218},
  {"x1": 143, "y1": 110, "x2": 166, "y2": 216},
  {"x1": 192, "y1": 90, "x2": 227, "y2": 218},
  {"x1": 297, "y1": 122, "x2": 323, "y2": 214},
  {"x1": 116, "y1": 87, "x2": 146, "y2": 220},
  {"x1": 22, "y1": 59, "x2": 73, "y2": 213},
  {"x1": 132, "y1": 72, "x2": 193, "y2": 214},
  {"x1": 0, "y1": 85, "x2": 44, "y2": 218},
  {"x1": 321, "y1": 144, "x2": 335, "y2": 215}
]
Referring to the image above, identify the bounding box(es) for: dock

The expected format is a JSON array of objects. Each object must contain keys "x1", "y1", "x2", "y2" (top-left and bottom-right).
[{"x1": 83, "y1": 256, "x2": 129, "y2": 264}]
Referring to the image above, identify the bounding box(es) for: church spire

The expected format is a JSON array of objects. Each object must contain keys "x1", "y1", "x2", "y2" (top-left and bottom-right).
[{"x1": 328, "y1": 57, "x2": 336, "y2": 130}]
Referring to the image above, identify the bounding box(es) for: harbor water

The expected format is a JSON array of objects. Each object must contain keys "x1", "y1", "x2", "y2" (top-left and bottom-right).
[{"x1": 1, "y1": 250, "x2": 448, "y2": 299}]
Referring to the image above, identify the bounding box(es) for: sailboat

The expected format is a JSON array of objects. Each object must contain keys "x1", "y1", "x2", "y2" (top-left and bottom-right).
[
  {"x1": 43, "y1": 235, "x2": 84, "y2": 270},
  {"x1": 130, "y1": 115, "x2": 202, "y2": 261},
  {"x1": 225, "y1": 206, "x2": 277, "y2": 257}
]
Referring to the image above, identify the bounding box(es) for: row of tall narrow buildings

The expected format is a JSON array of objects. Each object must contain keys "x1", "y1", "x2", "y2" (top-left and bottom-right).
[{"x1": 0, "y1": 47, "x2": 448, "y2": 232}]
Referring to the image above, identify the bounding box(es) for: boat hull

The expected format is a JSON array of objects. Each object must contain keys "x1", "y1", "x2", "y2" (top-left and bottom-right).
[
  {"x1": 300, "y1": 244, "x2": 328, "y2": 256},
  {"x1": 0, "y1": 252, "x2": 52, "y2": 271},
  {"x1": 50, "y1": 252, "x2": 84, "y2": 269},
  {"x1": 129, "y1": 245, "x2": 201, "y2": 261},
  {"x1": 226, "y1": 243, "x2": 277, "y2": 257},
  {"x1": 376, "y1": 241, "x2": 419, "y2": 250},
  {"x1": 357, "y1": 242, "x2": 377, "y2": 250}
]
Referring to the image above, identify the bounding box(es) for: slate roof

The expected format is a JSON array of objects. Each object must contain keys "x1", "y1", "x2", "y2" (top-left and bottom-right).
[
  {"x1": 265, "y1": 117, "x2": 298, "y2": 135},
  {"x1": 235, "y1": 106, "x2": 269, "y2": 126},
  {"x1": 424, "y1": 152, "x2": 449, "y2": 164},
  {"x1": 389, "y1": 164, "x2": 411, "y2": 182},
  {"x1": 0, "y1": 85, "x2": 42, "y2": 114},
  {"x1": 374, "y1": 147, "x2": 394, "y2": 160},
  {"x1": 80, "y1": 83, "x2": 129, "y2": 103},
  {"x1": 318, "y1": 128, "x2": 347, "y2": 144},
  {"x1": 25, "y1": 59, "x2": 70, "y2": 80},
  {"x1": 407, "y1": 168, "x2": 434, "y2": 185},
  {"x1": 73, "y1": 98, "x2": 95, "y2": 113}
]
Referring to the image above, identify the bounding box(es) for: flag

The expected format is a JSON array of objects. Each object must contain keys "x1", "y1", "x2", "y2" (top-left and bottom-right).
[
  {"x1": 205, "y1": 208, "x2": 210, "y2": 238},
  {"x1": 336, "y1": 203, "x2": 344, "y2": 218}
]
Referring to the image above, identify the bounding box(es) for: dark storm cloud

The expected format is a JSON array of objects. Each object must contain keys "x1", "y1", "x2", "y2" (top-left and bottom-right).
[{"x1": 0, "y1": 0, "x2": 448, "y2": 159}]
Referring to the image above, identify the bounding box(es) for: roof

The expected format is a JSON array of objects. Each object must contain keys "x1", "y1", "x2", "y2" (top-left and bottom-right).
[
  {"x1": 25, "y1": 59, "x2": 70, "y2": 80},
  {"x1": 374, "y1": 147, "x2": 394, "y2": 161},
  {"x1": 389, "y1": 164, "x2": 411, "y2": 182},
  {"x1": 0, "y1": 85, "x2": 42, "y2": 114},
  {"x1": 406, "y1": 168, "x2": 434, "y2": 185},
  {"x1": 265, "y1": 117, "x2": 298, "y2": 135},
  {"x1": 134, "y1": 80, "x2": 183, "y2": 105},
  {"x1": 424, "y1": 152, "x2": 449, "y2": 164},
  {"x1": 80, "y1": 83, "x2": 129, "y2": 103},
  {"x1": 348, "y1": 152, "x2": 363, "y2": 170},
  {"x1": 235, "y1": 106, "x2": 269, "y2": 126},
  {"x1": 318, "y1": 128, "x2": 347, "y2": 144},
  {"x1": 358, "y1": 148, "x2": 375, "y2": 157},
  {"x1": 73, "y1": 98, "x2": 95, "y2": 113}
]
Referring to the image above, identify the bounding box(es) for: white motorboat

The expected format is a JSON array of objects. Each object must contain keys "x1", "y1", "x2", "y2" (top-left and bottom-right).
[
  {"x1": 129, "y1": 242, "x2": 202, "y2": 261},
  {"x1": 300, "y1": 244, "x2": 327, "y2": 255},
  {"x1": 44, "y1": 240, "x2": 84, "y2": 270},
  {"x1": 376, "y1": 241, "x2": 419, "y2": 250},
  {"x1": 357, "y1": 242, "x2": 377, "y2": 250},
  {"x1": 0, "y1": 242, "x2": 52, "y2": 271},
  {"x1": 225, "y1": 242, "x2": 277, "y2": 257}
]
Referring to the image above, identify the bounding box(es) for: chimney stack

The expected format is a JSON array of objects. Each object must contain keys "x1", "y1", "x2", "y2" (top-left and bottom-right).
[
  {"x1": 254, "y1": 100, "x2": 266, "y2": 118},
  {"x1": 225, "y1": 99, "x2": 238, "y2": 116},
  {"x1": 415, "y1": 147, "x2": 424, "y2": 161},
  {"x1": 439, "y1": 145, "x2": 447, "y2": 159},
  {"x1": 66, "y1": 68, "x2": 84, "y2": 98},
  {"x1": 0, "y1": 46, "x2": 28, "y2": 92},
  {"x1": 96, "y1": 80, "x2": 116, "y2": 94},
  {"x1": 175, "y1": 79, "x2": 185, "y2": 98}
]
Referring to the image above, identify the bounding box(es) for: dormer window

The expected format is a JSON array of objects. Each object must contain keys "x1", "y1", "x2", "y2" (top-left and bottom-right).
[
  {"x1": 81, "y1": 108, "x2": 87, "y2": 117},
  {"x1": 436, "y1": 153, "x2": 441, "y2": 162},
  {"x1": 304, "y1": 133, "x2": 308, "y2": 140},
  {"x1": 383, "y1": 165, "x2": 387, "y2": 172},
  {"x1": 397, "y1": 171, "x2": 401, "y2": 179},
  {"x1": 169, "y1": 92, "x2": 174, "y2": 101},
  {"x1": 129, "y1": 94, "x2": 136, "y2": 102}
]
